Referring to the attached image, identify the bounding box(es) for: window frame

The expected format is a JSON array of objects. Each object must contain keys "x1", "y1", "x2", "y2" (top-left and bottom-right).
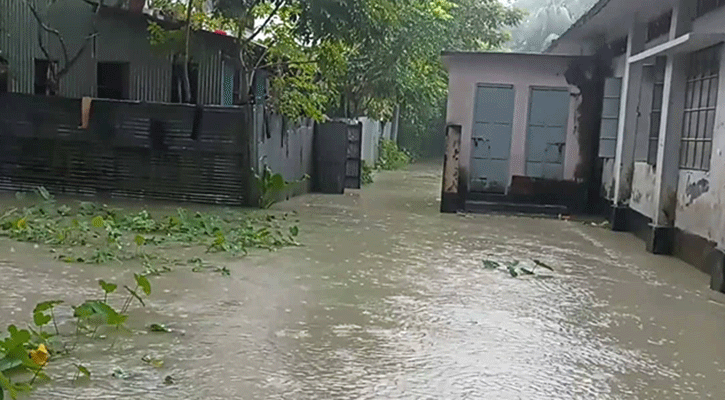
[
  {"x1": 647, "y1": 56, "x2": 667, "y2": 166},
  {"x1": 679, "y1": 45, "x2": 721, "y2": 171}
]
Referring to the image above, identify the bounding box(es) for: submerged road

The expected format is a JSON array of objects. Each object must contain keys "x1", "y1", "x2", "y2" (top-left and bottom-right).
[{"x1": 2, "y1": 163, "x2": 724, "y2": 399}]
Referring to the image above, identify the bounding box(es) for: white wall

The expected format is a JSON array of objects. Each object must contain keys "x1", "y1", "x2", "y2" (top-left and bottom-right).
[
  {"x1": 674, "y1": 43, "x2": 725, "y2": 247},
  {"x1": 630, "y1": 162, "x2": 658, "y2": 218},
  {"x1": 444, "y1": 53, "x2": 582, "y2": 190},
  {"x1": 359, "y1": 117, "x2": 393, "y2": 167}
]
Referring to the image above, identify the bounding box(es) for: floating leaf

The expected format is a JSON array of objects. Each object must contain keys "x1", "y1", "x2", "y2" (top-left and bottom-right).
[
  {"x1": 91, "y1": 216, "x2": 104, "y2": 228},
  {"x1": 57, "y1": 205, "x2": 71, "y2": 216},
  {"x1": 98, "y1": 280, "x2": 117, "y2": 294},
  {"x1": 148, "y1": 324, "x2": 170, "y2": 333},
  {"x1": 519, "y1": 267, "x2": 535, "y2": 275},
  {"x1": 32, "y1": 312, "x2": 52, "y2": 327},
  {"x1": 141, "y1": 355, "x2": 164, "y2": 368},
  {"x1": 0, "y1": 356, "x2": 21, "y2": 374},
  {"x1": 134, "y1": 235, "x2": 146, "y2": 246},
  {"x1": 111, "y1": 367, "x2": 130, "y2": 380},
  {"x1": 289, "y1": 226, "x2": 299, "y2": 237},
  {"x1": 0, "y1": 371, "x2": 13, "y2": 399},
  {"x1": 134, "y1": 274, "x2": 151, "y2": 296},
  {"x1": 33, "y1": 301, "x2": 63, "y2": 314},
  {"x1": 532, "y1": 259, "x2": 555, "y2": 271},
  {"x1": 74, "y1": 363, "x2": 91, "y2": 378},
  {"x1": 73, "y1": 301, "x2": 127, "y2": 326},
  {"x1": 1, "y1": 326, "x2": 31, "y2": 353}
]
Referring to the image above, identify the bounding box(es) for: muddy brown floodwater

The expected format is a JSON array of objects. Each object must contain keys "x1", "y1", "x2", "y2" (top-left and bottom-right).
[{"x1": 2, "y1": 163, "x2": 725, "y2": 399}]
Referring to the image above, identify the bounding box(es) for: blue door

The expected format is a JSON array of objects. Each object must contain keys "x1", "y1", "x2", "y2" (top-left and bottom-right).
[
  {"x1": 470, "y1": 84, "x2": 515, "y2": 193},
  {"x1": 526, "y1": 88, "x2": 570, "y2": 180}
]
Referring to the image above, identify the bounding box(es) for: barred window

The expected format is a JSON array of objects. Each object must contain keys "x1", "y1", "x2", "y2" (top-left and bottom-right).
[
  {"x1": 697, "y1": 0, "x2": 725, "y2": 17},
  {"x1": 647, "y1": 11, "x2": 672, "y2": 42},
  {"x1": 680, "y1": 45, "x2": 721, "y2": 170},
  {"x1": 648, "y1": 57, "x2": 667, "y2": 166}
]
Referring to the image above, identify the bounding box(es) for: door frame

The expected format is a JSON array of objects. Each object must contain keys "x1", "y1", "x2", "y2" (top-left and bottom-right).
[
  {"x1": 469, "y1": 82, "x2": 516, "y2": 193},
  {"x1": 525, "y1": 85, "x2": 571, "y2": 179}
]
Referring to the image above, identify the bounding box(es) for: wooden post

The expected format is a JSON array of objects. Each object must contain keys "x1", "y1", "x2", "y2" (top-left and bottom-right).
[{"x1": 441, "y1": 124, "x2": 462, "y2": 213}]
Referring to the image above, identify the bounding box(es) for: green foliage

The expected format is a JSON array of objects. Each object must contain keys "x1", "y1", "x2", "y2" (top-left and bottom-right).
[
  {"x1": 377, "y1": 140, "x2": 411, "y2": 171},
  {"x1": 510, "y1": 0, "x2": 595, "y2": 52},
  {"x1": 253, "y1": 166, "x2": 309, "y2": 209},
  {"x1": 361, "y1": 161, "x2": 375, "y2": 185},
  {"x1": 0, "y1": 187, "x2": 302, "y2": 265},
  {"x1": 0, "y1": 272, "x2": 153, "y2": 398},
  {"x1": 481, "y1": 258, "x2": 556, "y2": 278}
]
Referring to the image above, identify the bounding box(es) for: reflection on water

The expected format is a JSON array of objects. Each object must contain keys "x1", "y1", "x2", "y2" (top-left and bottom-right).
[{"x1": 2, "y1": 163, "x2": 725, "y2": 399}]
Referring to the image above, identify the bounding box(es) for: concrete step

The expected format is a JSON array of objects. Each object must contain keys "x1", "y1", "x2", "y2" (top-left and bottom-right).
[{"x1": 465, "y1": 200, "x2": 568, "y2": 217}]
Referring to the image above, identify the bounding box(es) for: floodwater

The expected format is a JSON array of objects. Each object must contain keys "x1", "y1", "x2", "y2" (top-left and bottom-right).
[{"x1": 2, "y1": 163, "x2": 725, "y2": 399}]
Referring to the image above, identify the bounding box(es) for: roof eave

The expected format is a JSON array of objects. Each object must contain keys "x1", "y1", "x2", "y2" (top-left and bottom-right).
[{"x1": 545, "y1": 0, "x2": 614, "y2": 53}]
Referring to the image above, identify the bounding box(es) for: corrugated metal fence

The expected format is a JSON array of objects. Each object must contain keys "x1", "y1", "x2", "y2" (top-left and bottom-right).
[{"x1": 0, "y1": 93, "x2": 251, "y2": 205}]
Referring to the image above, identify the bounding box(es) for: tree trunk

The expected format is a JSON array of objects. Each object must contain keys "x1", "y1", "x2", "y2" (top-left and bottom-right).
[{"x1": 183, "y1": 0, "x2": 193, "y2": 103}]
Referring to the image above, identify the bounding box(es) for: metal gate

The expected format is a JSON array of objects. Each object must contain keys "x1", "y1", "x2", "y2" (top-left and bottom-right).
[
  {"x1": 526, "y1": 87, "x2": 570, "y2": 180},
  {"x1": 345, "y1": 122, "x2": 363, "y2": 189},
  {"x1": 470, "y1": 84, "x2": 515, "y2": 193}
]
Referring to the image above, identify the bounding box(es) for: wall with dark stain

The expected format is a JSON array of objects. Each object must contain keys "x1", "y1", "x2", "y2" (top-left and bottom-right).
[
  {"x1": 563, "y1": 50, "x2": 614, "y2": 212},
  {"x1": 443, "y1": 53, "x2": 582, "y2": 196},
  {"x1": 630, "y1": 162, "x2": 657, "y2": 220},
  {"x1": 673, "y1": 44, "x2": 725, "y2": 249}
]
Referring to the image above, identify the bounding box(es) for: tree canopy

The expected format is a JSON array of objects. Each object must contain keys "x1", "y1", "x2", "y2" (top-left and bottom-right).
[
  {"x1": 508, "y1": 0, "x2": 596, "y2": 52},
  {"x1": 147, "y1": 0, "x2": 524, "y2": 153}
]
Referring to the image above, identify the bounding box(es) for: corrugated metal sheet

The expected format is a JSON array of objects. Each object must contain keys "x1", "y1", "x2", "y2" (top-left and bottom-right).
[
  {"x1": 0, "y1": 0, "x2": 41, "y2": 93},
  {"x1": 1, "y1": 0, "x2": 239, "y2": 104},
  {"x1": 0, "y1": 93, "x2": 252, "y2": 205}
]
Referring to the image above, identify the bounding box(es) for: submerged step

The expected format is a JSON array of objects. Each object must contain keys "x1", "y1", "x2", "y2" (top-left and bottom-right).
[{"x1": 464, "y1": 200, "x2": 568, "y2": 217}]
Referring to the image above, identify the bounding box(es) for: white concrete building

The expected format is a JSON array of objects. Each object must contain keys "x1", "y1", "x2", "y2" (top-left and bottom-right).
[
  {"x1": 442, "y1": 0, "x2": 725, "y2": 291},
  {"x1": 551, "y1": 0, "x2": 725, "y2": 289}
]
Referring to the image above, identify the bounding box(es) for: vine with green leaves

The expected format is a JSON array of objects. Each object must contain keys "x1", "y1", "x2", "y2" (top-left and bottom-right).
[{"x1": 0, "y1": 274, "x2": 154, "y2": 399}]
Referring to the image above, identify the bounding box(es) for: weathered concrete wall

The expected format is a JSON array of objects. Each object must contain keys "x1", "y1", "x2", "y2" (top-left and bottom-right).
[
  {"x1": 443, "y1": 53, "x2": 582, "y2": 192},
  {"x1": 691, "y1": 5, "x2": 725, "y2": 34},
  {"x1": 630, "y1": 162, "x2": 657, "y2": 219},
  {"x1": 674, "y1": 44, "x2": 725, "y2": 247},
  {"x1": 602, "y1": 158, "x2": 616, "y2": 200}
]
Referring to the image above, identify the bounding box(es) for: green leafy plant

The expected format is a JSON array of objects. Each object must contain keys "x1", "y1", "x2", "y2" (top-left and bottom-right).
[
  {"x1": 0, "y1": 188, "x2": 303, "y2": 266},
  {"x1": 0, "y1": 274, "x2": 153, "y2": 399},
  {"x1": 377, "y1": 139, "x2": 411, "y2": 171},
  {"x1": 253, "y1": 166, "x2": 309, "y2": 209},
  {"x1": 482, "y1": 258, "x2": 555, "y2": 278},
  {"x1": 361, "y1": 160, "x2": 375, "y2": 185}
]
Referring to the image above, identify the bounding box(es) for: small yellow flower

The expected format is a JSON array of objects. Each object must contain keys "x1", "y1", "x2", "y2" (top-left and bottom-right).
[{"x1": 30, "y1": 344, "x2": 49, "y2": 366}]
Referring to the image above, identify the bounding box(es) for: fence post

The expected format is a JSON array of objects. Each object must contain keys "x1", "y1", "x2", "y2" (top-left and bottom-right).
[{"x1": 440, "y1": 124, "x2": 462, "y2": 213}]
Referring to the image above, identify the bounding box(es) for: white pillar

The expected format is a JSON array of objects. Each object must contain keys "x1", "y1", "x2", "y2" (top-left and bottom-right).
[
  {"x1": 612, "y1": 19, "x2": 647, "y2": 206},
  {"x1": 652, "y1": 56, "x2": 686, "y2": 228},
  {"x1": 647, "y1": 0, "x2": 690, "y2": 253}
]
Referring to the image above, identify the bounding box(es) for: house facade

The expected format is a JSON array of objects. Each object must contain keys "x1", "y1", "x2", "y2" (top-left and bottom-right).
[
  {"x1": 547, "y1": 0, "x2": 725, "y2": 289},
  {"x1": 442, "y1": 50, "x2": 607, "y2": 215},
  {"x1": 0, "y1": 0, "x2": 244, "y2": 105},
  {"x1": 442, "y1": 0, "x2": 725, "y2": 290}
]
